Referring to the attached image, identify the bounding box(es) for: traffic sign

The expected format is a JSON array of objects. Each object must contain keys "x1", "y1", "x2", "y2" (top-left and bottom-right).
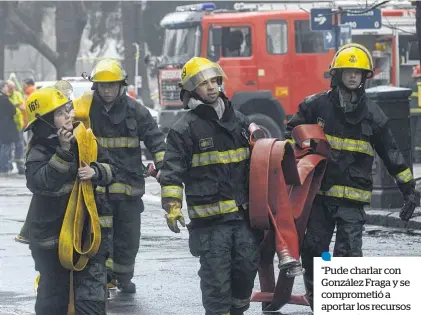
[
  {"x1": 339, "y1": 24, "x2": 352, "y2": 45},
  {"x1": 323, "y1": 25, "x2": 353, "y2": 50},
  {"x1": 341, "y1": 8, "x2": 382, "y2": 29},
  {"x1": 310, "y1": 8, "x2": 333, "y2": 32},
  {"x1": 323, "y1": 30, "x2": 335, "y2": 50}
]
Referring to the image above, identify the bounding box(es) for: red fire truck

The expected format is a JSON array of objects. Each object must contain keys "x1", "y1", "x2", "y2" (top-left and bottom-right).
[{"x1": 156, "y1": 1, "x2": 417, "y2": 138}]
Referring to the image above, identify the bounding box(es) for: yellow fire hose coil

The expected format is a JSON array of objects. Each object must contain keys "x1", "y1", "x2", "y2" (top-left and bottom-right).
[{"x1": 57, "y1": 121, "x2": 101, "y2": 315}]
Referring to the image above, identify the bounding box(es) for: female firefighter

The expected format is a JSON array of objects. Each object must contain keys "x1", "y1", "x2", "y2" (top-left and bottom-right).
[
  {"x1": 286, "y1": 43, "x2": 417, "y2": 310},
  {"x1": 159, "y1": 57, "x2": 264, "y2": 315},
  {"x1": 24, "y1": 87, "x2": 115, "y2": 315}
]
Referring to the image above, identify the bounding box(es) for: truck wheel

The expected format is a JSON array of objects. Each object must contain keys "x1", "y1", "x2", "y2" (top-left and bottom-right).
[{"x1": 248, "y1": 113, "x2": 284, "y2": 139}]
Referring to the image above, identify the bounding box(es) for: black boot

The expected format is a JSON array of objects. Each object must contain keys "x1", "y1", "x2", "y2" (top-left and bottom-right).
[{"x1": 117, "y1": 280, "x2": 136, "y2": 293}]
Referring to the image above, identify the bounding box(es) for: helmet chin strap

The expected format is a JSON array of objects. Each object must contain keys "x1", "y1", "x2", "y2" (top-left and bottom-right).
[{"x1": 331, "y1": 69, "x2": 368, "y2": 94}]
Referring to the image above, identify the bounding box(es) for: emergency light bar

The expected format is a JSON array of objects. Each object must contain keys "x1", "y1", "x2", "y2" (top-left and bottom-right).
[{"x1": 175, "y1": 3, "x2": 216, "y2": 12}]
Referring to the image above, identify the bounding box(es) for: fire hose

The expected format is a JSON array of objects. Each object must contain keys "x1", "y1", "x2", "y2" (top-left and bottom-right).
[
  {"x1": 249, "y1": 124, "x2": 330, "y2": 312},
  {"x1": 39, "y1": 121, "x2": 101, "y2": 315}
]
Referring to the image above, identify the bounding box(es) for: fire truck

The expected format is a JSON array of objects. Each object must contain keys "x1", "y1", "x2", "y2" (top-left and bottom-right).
[{"x1": 156, "y1": 1, "x2": 417, "y2": 138}]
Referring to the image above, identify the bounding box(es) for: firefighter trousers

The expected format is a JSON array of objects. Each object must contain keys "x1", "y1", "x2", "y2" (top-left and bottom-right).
[
  {"x1": 108, "y1": 196, "x2": 143, "y2": 282},
  {"x1": 30, "y1": 229, "x2": 111, "y2": 315},
  {"x1": 301, "y1": 199, "x2": 367, "y2": 309},
  {"x1": 188, "y1": 219, "x2": 262, "y2": 315}
]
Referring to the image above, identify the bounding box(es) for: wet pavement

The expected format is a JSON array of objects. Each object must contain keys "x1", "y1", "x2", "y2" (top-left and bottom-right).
[{"x1": 0, "y1": 174, "x2": 420, "y2": 315}]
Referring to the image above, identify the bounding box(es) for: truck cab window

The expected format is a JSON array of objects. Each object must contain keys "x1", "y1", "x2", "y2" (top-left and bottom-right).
[
  {"x1": 208, "y1": 26, "x2": 251, "y2": 61},
  {"x1": 294, "y1": 20, "x2": 327, "y2": 54},
  {"x1": 266, "y1": 20, "x2": 287, "y2": 54}
]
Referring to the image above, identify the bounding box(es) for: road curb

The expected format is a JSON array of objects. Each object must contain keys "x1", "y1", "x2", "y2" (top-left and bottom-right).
[{"x1": 365, "y1": 208, "x2": 421, "y2": 230}]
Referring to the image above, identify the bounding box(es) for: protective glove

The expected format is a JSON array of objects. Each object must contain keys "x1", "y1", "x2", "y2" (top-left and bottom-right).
[
  {"x1": 399, "y1": 194, "x2": 417, "y2": 222},
  {"x1": 164, "y1": 201, "x2": 185, "y2": 233}
]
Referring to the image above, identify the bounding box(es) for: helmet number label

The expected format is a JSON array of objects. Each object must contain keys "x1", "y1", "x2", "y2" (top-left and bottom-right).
[{"x1": 28, "y1": 100, "x2": 40, "y2": 112}]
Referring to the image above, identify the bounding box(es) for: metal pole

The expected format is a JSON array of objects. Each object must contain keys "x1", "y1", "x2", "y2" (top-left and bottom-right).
[
  {"x1": 132, "y1": 42, "x2": 140, "y2": 96},
  {"x1": 334, "y1": 10, "x2": 340, "y2": 52},
  {"x1": 394, "y1": 28, "x2": 400, "y2": 87}
]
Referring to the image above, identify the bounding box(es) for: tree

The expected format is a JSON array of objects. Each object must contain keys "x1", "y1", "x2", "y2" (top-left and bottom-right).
[
  {"x1": 7, "y1": 1, "x2": 88, "y2": 79},
  {"x1": 121, "y1": 1, "x2": 153, "y2": 107}
]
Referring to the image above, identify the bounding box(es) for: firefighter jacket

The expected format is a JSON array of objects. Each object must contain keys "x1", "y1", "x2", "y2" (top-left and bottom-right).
[
  {"x1": 160, "y1": 95, "x2": 252, "y2": 227},
  {"x1": 89, "y1": 93, "x2": 166, "y2": 199},
  {"x1": 25, "y1": 136, "x2": 115, "y2": 248},
  {"x1": 286, "y1": 88, "x2": 414, "y2": 206}
]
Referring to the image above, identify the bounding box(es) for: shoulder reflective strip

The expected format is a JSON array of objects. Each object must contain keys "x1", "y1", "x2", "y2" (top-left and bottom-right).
[
  {"x1": 99, "y1": 163, "x2": 113, "y2": 184},
  {"x1": 97, "y1": 137, "x2": 139, "y2": 148},
  {"x1": 317, "y1": 185, "x2": 372, "y2": 203},
  {"x1": 325, "y1": 134, "x2": 374, "y2": 156},
  {"x1": 112, "y1": 261, "x2": 135, "y2": 273},
  {"x1": 192, "y1": 147, "x2": 250, "y2": 167},
  {"x1": 231, "y1": 297, "x2": 250, "y2": 308},
  {"x1": 161, "y1": 185, "x2": 183, "y2": 200},
  {"x1": 96, "y1": 183, "x2": 143, "y2": 196},
  {"x1": 285, "y1": 139, "x2": 295, "y2": 144},
  {"x1": 36, "y1": 236, "x2": 59, "y2": 249},
  {"x1": 49, "y1": 154, "x2": 71, "y2": 172},
  {"x1": 410, "y1": 108, "x2": 421, "y2": 113},
  {"x1": 99, "y1": 216, "x2": 113, "y2": 228},
  {"x1": 188, "y1": 200, "x2": 238, "y2": 219},
  {"x1": 155, "y1": 151, "x2": 165, "y2": 163},
  {"x1": 395, "y1": 168, "x2": 413, "y2": 184},
  {"x1": 106, "y1": 258, "x2": 113, "y2": 269}
]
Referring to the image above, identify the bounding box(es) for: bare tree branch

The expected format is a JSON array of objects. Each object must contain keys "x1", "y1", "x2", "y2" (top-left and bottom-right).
[{"x1": 7, "y1": 5, "x2": 59, "y2": 66}]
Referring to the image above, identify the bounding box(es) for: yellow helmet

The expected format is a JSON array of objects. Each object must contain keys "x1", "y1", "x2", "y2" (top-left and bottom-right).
[
  {"x1": 329, "y1": 43, "x2": 374, "y2": 78},
  {"x1": 180, "y1": 57, "x2": 227, "y2": 92},
  {"x1": 89, "y1": 59, "x2": 128, "y2": 84},
  {"x1": 25, "y1": 87, "x2": 71, "y2": 131}
]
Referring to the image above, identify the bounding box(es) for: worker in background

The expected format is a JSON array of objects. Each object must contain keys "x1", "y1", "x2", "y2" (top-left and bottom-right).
[
  {"x1": 159, "y1": 57, "x2": 264, "y2": 315},
  {"x1": 24, "y1": 87, "x2": 115, "y2": 315},
  {"x1": 0, "y1": 81, "x2": 19, "y2": 175},
  {"x1": 82, "y1": 59, "x2": 166, "y2": 293},
  {"x1": 22, "y1": 78, "x2": 36, "y2": 142},
  {"x1": 127, "y1": 84, "x2": 136, "y2": 99},
  {"x1": 410, "y1": 64, "x2": 421, "y2": 163},
  {"x1": 6, "y1": 80, "x2": 26, "y2": 174},
  {"x1": 285, "y1": 43, "x2": 417, "y2": 311}
]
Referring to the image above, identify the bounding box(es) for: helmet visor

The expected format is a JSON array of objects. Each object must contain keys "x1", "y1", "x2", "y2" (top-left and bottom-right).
[{"x1": 182, "y1": 64, "x2": 227, "y2": 92}]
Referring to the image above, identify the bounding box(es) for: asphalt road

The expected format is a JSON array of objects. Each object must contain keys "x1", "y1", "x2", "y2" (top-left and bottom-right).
[{"x1": 0, "y1": 174, "x2": 420, "y2": 315}]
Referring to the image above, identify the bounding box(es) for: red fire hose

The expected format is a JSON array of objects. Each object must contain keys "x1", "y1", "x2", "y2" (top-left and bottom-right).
[{"x1": 249, "y1": 124, "x2": 330, "y2": 312}]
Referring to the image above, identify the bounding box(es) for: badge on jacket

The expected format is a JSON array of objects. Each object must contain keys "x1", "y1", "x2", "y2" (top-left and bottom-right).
[
  {"x1": 317, "y1": 117, "x2": 325, "y2": 129},
  {"x1": 199, "y1": 137, "x2": 214, "y2": 150}
]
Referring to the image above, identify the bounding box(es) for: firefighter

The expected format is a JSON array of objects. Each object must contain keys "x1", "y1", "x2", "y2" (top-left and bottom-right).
[
  {"x1": 409, "y1": 65, "x2": 421, "y2": 162},
  {"x1": 159, "y1": 57, "x2": 263, "y2": 315},
  {"x1": 285, "y1": 43, "x2": 417, "y2": 311},
  {"x1": 24, "y1": 87, "x2": 115, "y2": 315},
  {"x1": 86, "y1": 59, "x2": 166, "y2": 293}
]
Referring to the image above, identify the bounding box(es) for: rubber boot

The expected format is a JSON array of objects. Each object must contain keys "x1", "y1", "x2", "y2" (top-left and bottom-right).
[{"x1": 117, "y1": 280, "x2": 136, "y2": 293}]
